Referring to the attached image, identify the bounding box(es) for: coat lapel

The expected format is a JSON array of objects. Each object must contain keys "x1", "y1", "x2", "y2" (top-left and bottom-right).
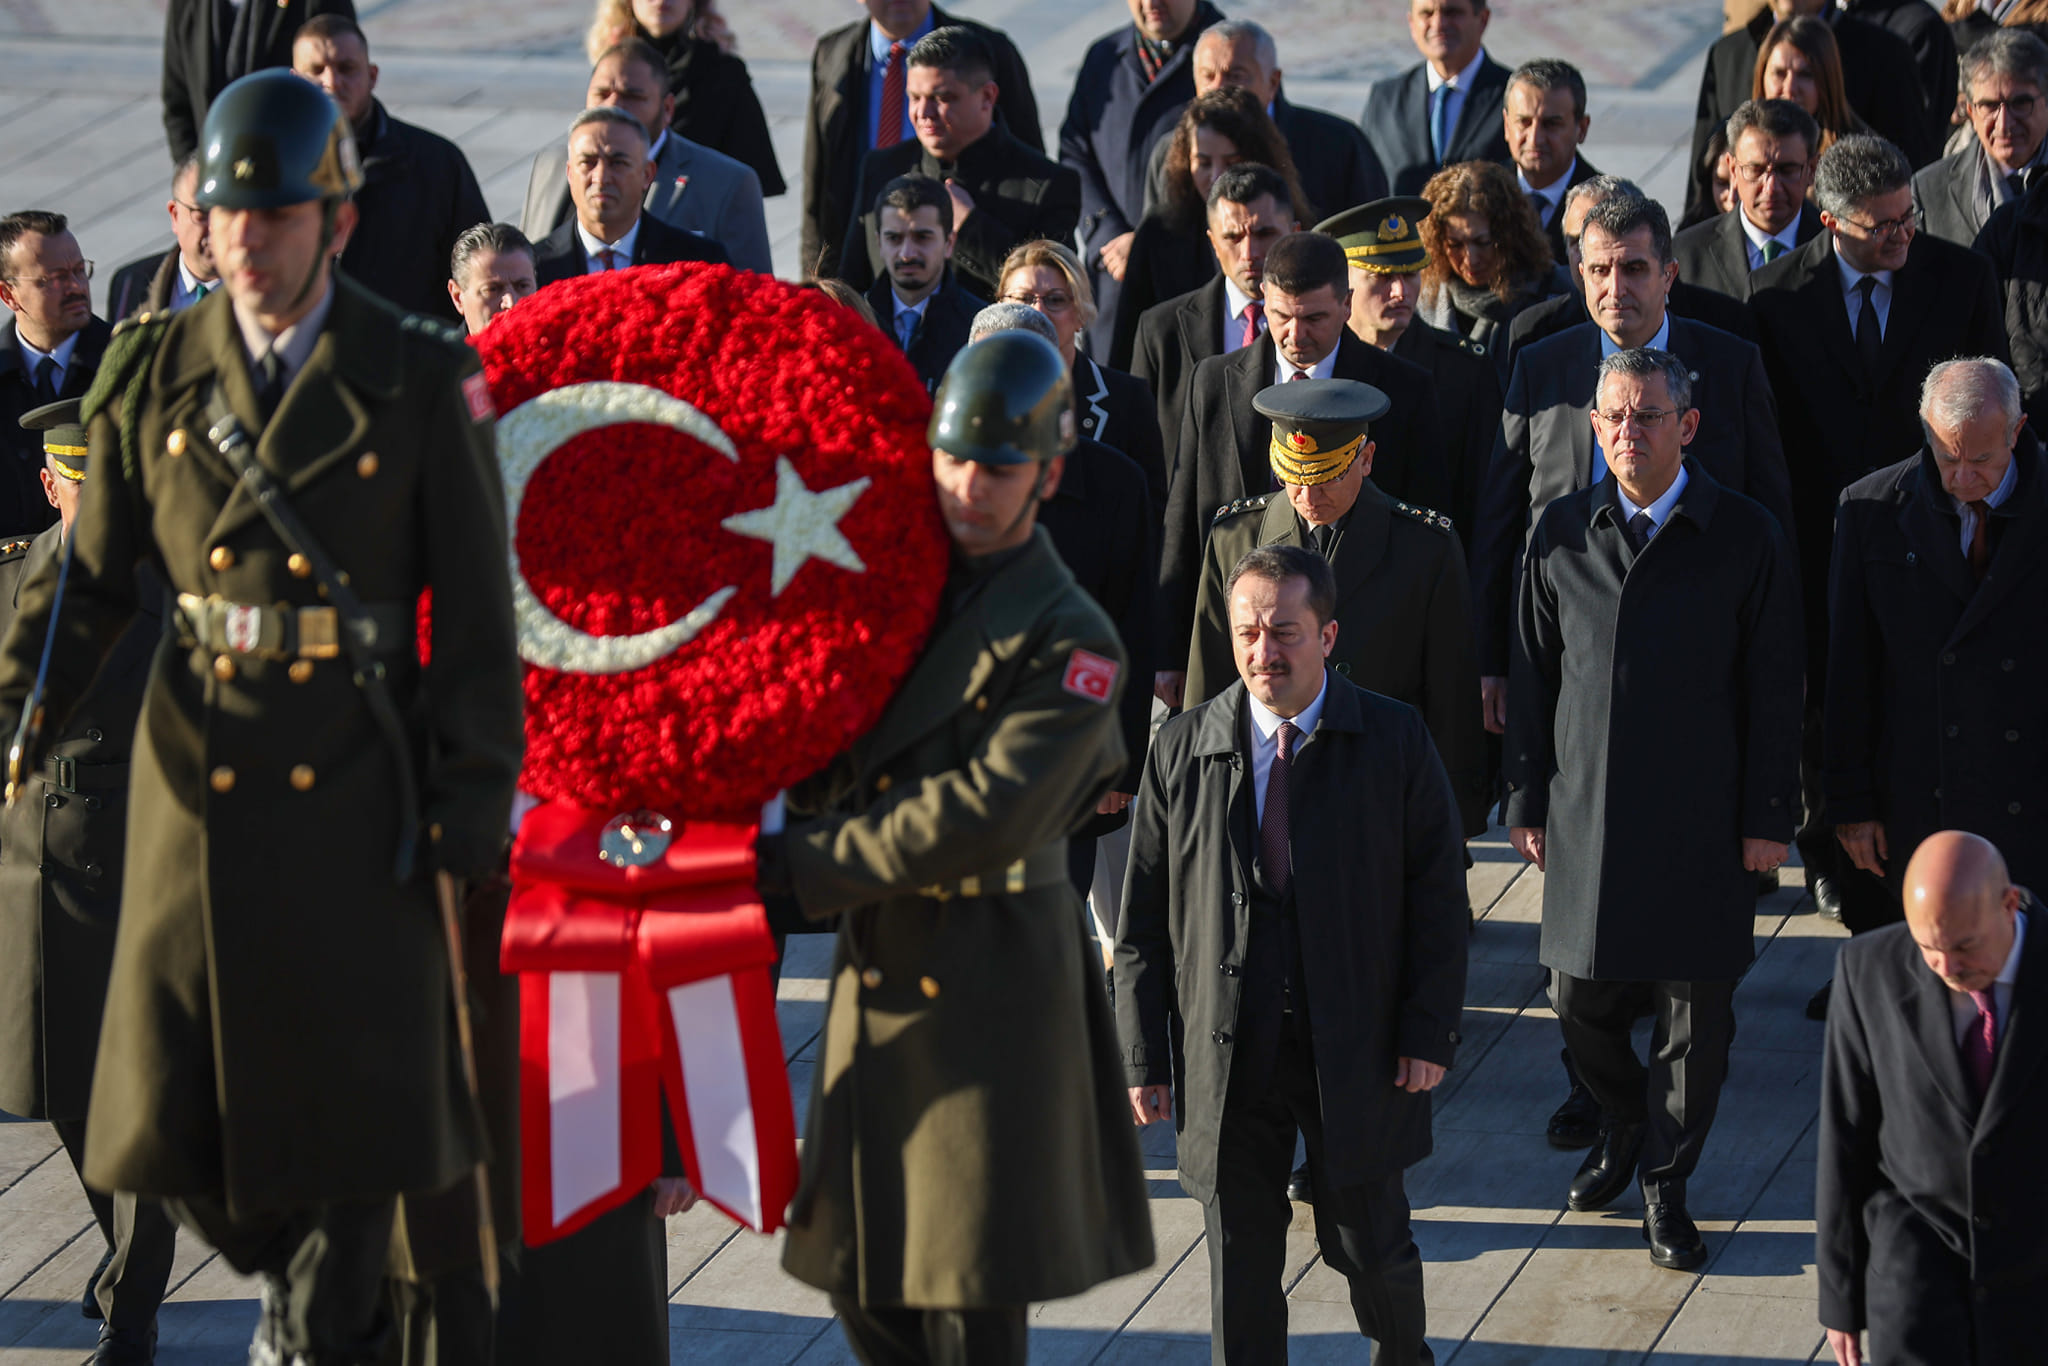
[
  {"x1": 1228, "y1": 342, "x2": 1269, "y2": 500},
  {"x1": 1799, "y1": 238, "x2": 1867, "y2": 391},
  {"x1": 1901, "y1": 953, "x2": 1981, "y2": 1124},
  {"x1": 1978, "y1": 909, "x2": 2044, "y2": 1135},
  {"x1": 1712, "y1": 211, "x2": 1751, "y2": 297},
  {"x1": 1192, "y1": 685, "x2": 1255, "y2": 894},
  {"x1": 1075, "y1": 354, "x2": 1112, "y2": 446},
  {"x1": 1331, "y1": 483, "x2": 1393, "y2": 605},
  {"x1": 1568, "y1": 330, "x2": 1600, "y2": 487},
  {"x1": 1948, "y1": 444, "x2": 2048, "y2": 645},
  {"x1": 1874, "y1": 242, "x2": 1938, "y2": 386},
  {"x1": 1897, "y1": 460, "x2": 1977, "y2": 609},
  {"x1": 156, "y1": 292, "x2": 261, "y2": 503}
]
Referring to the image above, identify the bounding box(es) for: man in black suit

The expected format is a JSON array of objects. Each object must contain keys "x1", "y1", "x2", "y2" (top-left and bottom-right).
[
  {"x1": 1120, "y1": 542, "x2": 1468, "y2": 1365},
  {"x1": 1826, "y1": 359, "x2": 2048, "y2": 923},
  {"x1": 1818, "y1": 830, "x2": 2044, "y2": 1366},
  {"x1": 1749, "y1": 134, "x2": 2008, "y2": 938},
  {"x1": 292, "y1": 15, "x2": 489, "y2": 321},
  {"x1": 1845, "y1": 0, "x2": 1959, "y2": 157},
  {"x1": 802, "y1": 0, "x2": 1038, "y2": 282},
  {"x1": 533, "y1": 108, "x2": 731, "y2": 287},
  {"x1": 1129, "y1": 164, "x2": 1299, "y2": 445},
  {"x1": 105, "y1": 155, "x2": 220, "y2": 322},
  {"x1": 841, "y1": 28, "x2": 1080, "y2": 300},
  {"x1": 160, "y1": 0, "x2": 354, "y2": 163},
  {"x1": 862, "y1": 175, "x2": 983, "y2": 394},
  {"x1": 1504, "y1": 59, "x2": 1600, "y2": 270},
  {"x1": 1061, "y1": 0, "x2": 1225, "y2": 357},
  {"x1": 1673, "y1": 99, "x2": 1823, "y2": 301},
  {"x1": 1508, "y1": 347, "x2": 1803, "y2": 1273},
  {"x1": 0, "y1": 212, "x2": 107, "y2": 537},
  {"x1": 1158, "y1": 232, "x2": 1446, "y2": 708},
  {"x1": 1687, "y1": 0, "x2": 1931, "y2": 220},
  {"x1": 1912, "y1": 29, "x2": 2048, "y2": 248},
  {"x1": 1360, "y1": 0, "x2": 1512, "y2": 196}
]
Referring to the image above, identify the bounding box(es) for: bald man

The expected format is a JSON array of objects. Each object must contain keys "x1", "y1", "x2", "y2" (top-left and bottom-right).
[{"x1": 1817, "y1": 831, "x2": 2044, "y2": 1366}]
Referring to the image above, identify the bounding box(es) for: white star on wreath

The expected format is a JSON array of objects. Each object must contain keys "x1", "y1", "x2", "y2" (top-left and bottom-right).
[{"x1": 721, "y1": 457, "x2": 872, "y2": 596}]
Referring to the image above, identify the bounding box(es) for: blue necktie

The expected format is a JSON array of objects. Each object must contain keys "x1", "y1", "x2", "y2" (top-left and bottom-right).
[
  {"x1": 1627, "y1": 511, "x2": 1656, "y2": 554},
  {"x1": 1430, "y1": 84, "x2": 1452, "y2": 163}
]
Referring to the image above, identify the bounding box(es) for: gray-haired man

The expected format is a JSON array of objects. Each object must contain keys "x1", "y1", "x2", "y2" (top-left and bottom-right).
[
  {"x1": 1912, "y1": 29, "x2": 2048, "y2": 248},
  {"x1": 531, "y1": 106, "x2": 731, "y2": 286}
]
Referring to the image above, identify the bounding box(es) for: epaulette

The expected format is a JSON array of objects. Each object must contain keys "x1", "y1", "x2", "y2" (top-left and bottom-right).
[
  {"x1": 83, "y1": 312, "x2": 171, "y2": 428},
  {"x1": 1212, "y1": 493, "x2": 1274, "y2": 525},
  {"x1": 399, "y1": 313, "x2": 468, "y2": 347},
  {"x1": 1394, "y1": 500, "x2": 1455, "y2": 534},
  {"x1": 1455, "y1": 336, "x2": 1486, "y2": 358},
  {"x1": 0, "y1": 538, "x2": 33, "y2": 560}
]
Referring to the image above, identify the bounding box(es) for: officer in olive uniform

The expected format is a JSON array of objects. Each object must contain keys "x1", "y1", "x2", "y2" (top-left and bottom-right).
[
  {"x1": 0, "y1": 401, "x2": 178, "y2": 1366},
  {"x1": 1318, "y1": 199, "x2": 1505, "y2": 552},
  {"x1": 1185, "y1": 380, "x2": 1489, "y2": 840},
  {"x1": 757, "y1": 332, "x2": 1154, "y2": 1365},
  {"x1": 0, "y1": 71, "x2": 523, "y2": 1366}
]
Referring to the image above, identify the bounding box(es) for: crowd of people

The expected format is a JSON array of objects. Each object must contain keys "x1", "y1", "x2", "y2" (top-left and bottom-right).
[{"x1": 2, "y1": 0, "x2": 2045, "y2": 1364}]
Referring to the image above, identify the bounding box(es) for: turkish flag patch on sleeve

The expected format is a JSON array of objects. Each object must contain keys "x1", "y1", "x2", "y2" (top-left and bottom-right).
[
  {"x1": 1061, "y1": 648, "x2": 1119, "y2": 704},
  {"x1": 462, "y1": 371, "x2": 496, "y2": 424}
]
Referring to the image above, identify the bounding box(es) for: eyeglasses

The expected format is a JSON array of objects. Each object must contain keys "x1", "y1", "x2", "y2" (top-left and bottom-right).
[
  {"x1": 1839, "y1": 212, "x2": 1915, "y2": 240},
  {"x1": 1971, "y1": 94, "x2": 2041, "y2": 119},
  {"x1": 174, "y1": 200, "x2": 204, "y2": 218},
  {"x1": 1591, "y1": 406, "x2": 1675, "y2": 429},
  {"x1": 1732, "y1": 159, "x2": 1809, "y2": 184},
  {"x1": 3, "y1": 261, "x2": 93, "y2": 289},
  {"x1": 1001, "y1": 290, "x2": 1075, "y2": 312}
]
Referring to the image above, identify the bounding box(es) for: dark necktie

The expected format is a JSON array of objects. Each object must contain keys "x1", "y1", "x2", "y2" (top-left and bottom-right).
[
  {"x1": 596, "y1": 247, "x2": 621, "y2": 272},
  {"x1": 1241, "y1": 300, "x2": 1265, "y2": 350},
  {"x1": 1855, "y1": 276, "x2": 1884, "y2": 378},
  {"x1": 1259, "y1": 720, "x2": 1298, "y2": 895},
  {"x1": 1968, "y1": 498, "x2": 1992, "y2": 580},
  {"x1": 1309, "y1": 524, "x2": 1336, "y2": 559},
  {"x1": 1527, "y1": 189, "x2": 1548, "y2": 225},
  {"x1": 1962, "y1": 989, "x2": 1998, "y2": 1100},
  {"x1": 1627, "y1": 510, "x2": 1656, "y2": 554},
  {"x1": 1759, "y1": 239, "x2": 1784, "y2": 265},
  {"x1": 876, "y1": 41, "x2": 908, "y2": 148},
  {"x1": 255, "y1": 349, "x2": 285, "y2": 421},
  {"x1": 32, "y1": 355, "x2": 57, "y2": 403}
]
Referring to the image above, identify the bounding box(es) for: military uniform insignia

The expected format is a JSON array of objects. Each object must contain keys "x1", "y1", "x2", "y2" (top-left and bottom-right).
[
  {"x1": 1377, "y1": 214, "x2": 1407, "y2": 241},
  {"x1": 234, "y1": 157, "x2": 257, "y2": 181},
  {"x1": 462, "y1": 372, "x2": 496, "y2": 424},
  {"x1": 1395, "y1": 500, "x2": 1455, "y2": 531},
  {"x1": 1287, "y1": 430, "x2": 1319, "y2": 455},
  {"x1": 1061, "y1": 648, "x2": 1119, "y2": 704},
  {"x1": 673, "y1": 173, "x2": 690, "y2": 194},
  {"x1": 0, "y1": 538, "x2": 33, "y2": 558}
]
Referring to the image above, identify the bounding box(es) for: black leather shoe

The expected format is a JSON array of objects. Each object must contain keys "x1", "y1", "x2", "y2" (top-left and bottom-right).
[
  {"x1": 1547, "y1": 1082, "x2": 1601, "y2": 1149},
  {"x1": 1286, "y1": 1162, "x2": 1313, "y2": 1204},
  {"x1": 1567, "y1": 1121, "x2": 1645, "y2": 1211},
  {"x1": 81, "y1": 1246, "x2": 111, "y2": 1318},
  {"x1": 92, "y1": 1320, "x2": 157, "y2": 1365},
  {"x1": 1806, "y1": 979, "x2": 1832, "y2": 1021},
  {"x1": 1643, "y1": 1201, "x2": 1707, "y2": 1270},
  {"x1": 1812, "y1": 874, "x2": 1843, "y2": 922}
]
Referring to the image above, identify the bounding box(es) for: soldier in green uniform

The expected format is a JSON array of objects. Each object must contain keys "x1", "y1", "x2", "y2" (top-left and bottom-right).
[
  {"x1": 1318, "y1": 197, "x2": 1505, "y2": 551},
  {"x1": 0, "y1": 71, "x2": 523, "y2": 1366},
  {"x1": 0, "y1": 400, "x2": 178, "y2": 1366},
  {"x1": 756, "y1": 331, "x2": 1154, "y2": 1365}
]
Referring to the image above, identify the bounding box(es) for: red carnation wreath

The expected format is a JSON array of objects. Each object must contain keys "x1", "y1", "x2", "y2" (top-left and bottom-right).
[{"x1": 470, "y1": 263, "x2": 947, "y2": 820}]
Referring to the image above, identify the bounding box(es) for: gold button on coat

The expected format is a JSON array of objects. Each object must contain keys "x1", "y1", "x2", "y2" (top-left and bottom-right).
[
  {"x1": 209, "y1": 766, "x2": 235, "y2": 793},
  {"x1": 974, "y1": 696, "x2": 989, "y2": 711},
  {"x1": 166, "y1": 429, "x2": 187, "y2": 457},
  {"x1": 875, "y1": 774, "x2": 893, "y2": 793},
  {"x1": 288, "y1": 553, "x2": 312, "y2": 578},
  {"x1": 213, "y1": 655, "x2": 235, "y2": 681},
  {"x1": 289, "y1": 764, "x2": 316, "y2": 791},
  {"x1": 356, "y1": 452, "x2": 379, "y2": 478},
  {"x1": 209, "y1": 546, "x2": 234, "y2": 571},
  {"x1": 288, "y1": 660, "x2": 314, "y2": 684},
  {"x1": 860, "y1": 967, "x2": 884, "y2": 989},
  {"x1": 919, "y1": 976, "x2": 941, "y2": 999}
]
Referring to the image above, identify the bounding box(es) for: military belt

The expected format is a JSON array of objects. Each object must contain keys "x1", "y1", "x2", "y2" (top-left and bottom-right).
[
  {"x1": 917, "y1": 842, "x2": 1069, "y2": 901},
  {"x1": 174, "y1": 593, "x2": 412, "y2": 662}
]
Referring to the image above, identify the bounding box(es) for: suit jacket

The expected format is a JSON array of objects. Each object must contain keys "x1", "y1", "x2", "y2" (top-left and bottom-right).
[
  {"x1": 338, "y1": 101, "x2": 490, "y2": 321},
  {"x1": 1505, "y1": 462, "x2": 1803, "y2": 981},
  {"x1": 1748, "y1": 228, "x2": 2009, "y2": 672},
  {"x1": 1911, "y1": 143, "x2": 2009, "y2": 250},
  {"x1": 1672, "y1": 203, "x2": 1822, "y2": 301},
  {"x1": 1115, "y1": 673, "x2": 1469, "y2": 1200},
  {"x1": 1848, "y1": 0, "x2": 1960, "y2": 157},
  {"x1": 801, "y1": 8, "x2": 1041, "y2": 281},
  {"x1": 1687, "y1": 9, "x2": 1931, "y2": 218},
  {"x1": 1535, "y1": 155, "x2": 1602, "y2": 269},
  {"x1": 1974, "y1": 178, "x2": 2048, "y2": 434},
  {"x1": 1184, "y1": 487, "x2": 1487, "y2": 834},
  {"x1": 1390, "y1": 317, "x2": 1502, "y2": 552},
  {"x1": 521, "y1": 130, "x2": 771, "y2": 274},
  {"x1": 1138, "y1": 90, "x2": 1390, "y2": 229},
  {"x1": 864, "y1": 273, "x2": 983, "y2": 394},
  {"x1": 1359, "y1": 53, "x2": 1514, "y2": 197},
  {"x1": 1470, "y1": 315, "x2": 1796, "y2": 676},
  {"x1": 107, "y1": 250, "x2": 178, "y2": 322},
  {"x1": 839, "y1": 125, "x2": 1082, "y2": 300},
  {"x1": 0, "y1": 316, "x2": 110, "y2": 538},
  {"x1": 1059, "y1": 3, "x2": 1226, "y2": 355},
  {"x1": 1825, "y1": 443, "x2": 2048, "y2": 887},
  {"x1": 160, "y1": 0, "x2": 355, "y2": 163},
  {"x1": 1129, "y1": 274, "x2": 1229, "y2": 453},
  {"x1": 531, "y1": 213, "x2": 731, "y2": 288},
  {"x1": 1160, "y1": 331, "x2": 1448, "y2": 662},
  {"x1": 1073, "y1": 352, "x2": 1166, "y2": 510},
  {"x1": 1819, "y1": 907, "x2": 2048, "y2": 1363},
  {"x1": 650, "y1": 32, "x2": 784, "y2": 199}
]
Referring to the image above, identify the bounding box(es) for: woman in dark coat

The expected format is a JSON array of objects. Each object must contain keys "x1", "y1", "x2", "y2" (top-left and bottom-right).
[
  {"x1": 1417, "y1": 160, "x2": 1569, "y2": 373},
  {"x1": 1106, "y1": 88, "x2": 1310, "y2": 370},
  {"x1": 586, "y1": 0, "x2": 786, "y2": 197}
]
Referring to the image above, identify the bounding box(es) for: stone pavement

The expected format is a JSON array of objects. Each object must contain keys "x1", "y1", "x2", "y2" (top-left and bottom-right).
[{"x1": 1, "y1": 0, "x2": 1855, "y2": 1360}]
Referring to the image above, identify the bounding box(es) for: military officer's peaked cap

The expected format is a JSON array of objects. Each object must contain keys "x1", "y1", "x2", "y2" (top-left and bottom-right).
[
  {"x1": 1316, "y1": 196, "x2": 1432, "y2": 275},
  {"x1": 1255, "y1": 378, "x2": 1389, "y2": 487},
  {"x1": 18, "y1": 399, "x2": 87, "y2": 481},
  {"x1": 198, "y1": 69, "x2": 363, "y2": 212}
]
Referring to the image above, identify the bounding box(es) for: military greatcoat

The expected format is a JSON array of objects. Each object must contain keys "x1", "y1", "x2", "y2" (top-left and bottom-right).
[
  {"x1": 0, "y1": 278, "x2": 524, "y2": 1217},
  {"x1": 777, "y1": 528, "x2": 1155, "y2": 1308}
]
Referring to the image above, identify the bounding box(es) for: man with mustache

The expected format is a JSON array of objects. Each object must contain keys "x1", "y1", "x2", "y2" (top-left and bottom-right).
[
  {"x1": 0, "y1": 212, "x2": 109, "y2": 537},
  {"x1": 864, "y1": 174, "x2": 984, "y2": 393}
]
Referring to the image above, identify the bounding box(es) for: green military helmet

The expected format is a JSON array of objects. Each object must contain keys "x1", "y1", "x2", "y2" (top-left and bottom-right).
[
  {"x1": 929, "y1": 332, "x2": 1077, "y2": 465},
  {"x1": 196, "y1": 69, "x2": 363, "y2": 212}
]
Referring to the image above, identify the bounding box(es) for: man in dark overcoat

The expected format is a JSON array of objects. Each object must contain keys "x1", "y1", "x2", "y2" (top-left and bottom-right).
[
  {"x1": 159, "y1": 0, "x2": 355, "y2": 163},
  {"x1": 1118, "y1": 541, "x2": 1469, "y2": 1364},
  {"x1": 0, "y1": 73, "x2": 523, "y2": 1364},
  {"x1": 1506, "y1": 347, "x2": 1802, "y2": 1272},
  {"x1": 1825, "y1": 358, "x2": 2048, "y2": 911},
  {"x1": 757, "y1": 333, "x2": 1153, "y2": 1365}
]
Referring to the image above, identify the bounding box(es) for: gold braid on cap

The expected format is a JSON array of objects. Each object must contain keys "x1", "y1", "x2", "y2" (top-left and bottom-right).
[
  {"x1": 1269, "y1": 432, "x2": 1365, "y2": 486},
  {"x1": 1342, "y1": 242, "x2": 1424, "y2": 275}
]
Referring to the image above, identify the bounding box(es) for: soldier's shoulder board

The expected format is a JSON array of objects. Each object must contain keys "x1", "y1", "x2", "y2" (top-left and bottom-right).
[
  {"x1": 1212, "y1": 493, "x2": 1274, "y2": 525},
  {"x1": 1394, "y1": 500, "x2": 1456, "y2": 534},
  {"x1": 0, "y1": 538, "x2": 33, "y2": 561},
  {"x1": 83, "y1": 313, "x2": 173, "y2": 427}
]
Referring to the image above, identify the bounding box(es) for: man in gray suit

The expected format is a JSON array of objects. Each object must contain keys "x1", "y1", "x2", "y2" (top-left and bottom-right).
[
  {"x1": 1672, "y1": 99, "x2": 1823, "y2": 302},
  {"x1": 520, "y1": 39, "x2": 771, "y2": 273},
  {"x1": 1911, "y1": 29, "x2": 2048, "y2": 249}
]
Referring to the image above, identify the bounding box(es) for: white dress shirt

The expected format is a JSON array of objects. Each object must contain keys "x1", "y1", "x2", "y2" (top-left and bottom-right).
[
  {"x1": 1834, "y1": 250, "x2": 1894, "y2": 340},
  {"x1": 1224, "y1": 277, "x2": 1261, "y2": 353},
  {"x1": 1276, "y1": 346, "x2": 1340, "y2": 385},
  {"x1": 1949, "y1": 911, "x2": 2026, "y2": 1047},
  {"x1": 1590, "y1": 314, "x2": 1671, "y2": 484},
  {"x1": 1617, "y1": 461, "x2": 1690, "y2": 543},
  {"x1": 171, "y1": 255, "x2": 215, "y2": 313},
  {"x1": 1247, "y1": 675, "x2": 1327, "y2": 824},
  {"x1": 14, "y1": 329, "x2": 80, "y2": 395},
  {"x1": 1424, "y1": 47, "x2": 1488, "y2": 157},
  {"x1": 1737, "y1": 210, "x2": 1801, "y2": 272},
  {"x1": 1955, "y1": 448, "x2": 2020, "y2": 557},
  {"x1": 577, "y1": 218, "x2": 642, "y2": 272}
]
